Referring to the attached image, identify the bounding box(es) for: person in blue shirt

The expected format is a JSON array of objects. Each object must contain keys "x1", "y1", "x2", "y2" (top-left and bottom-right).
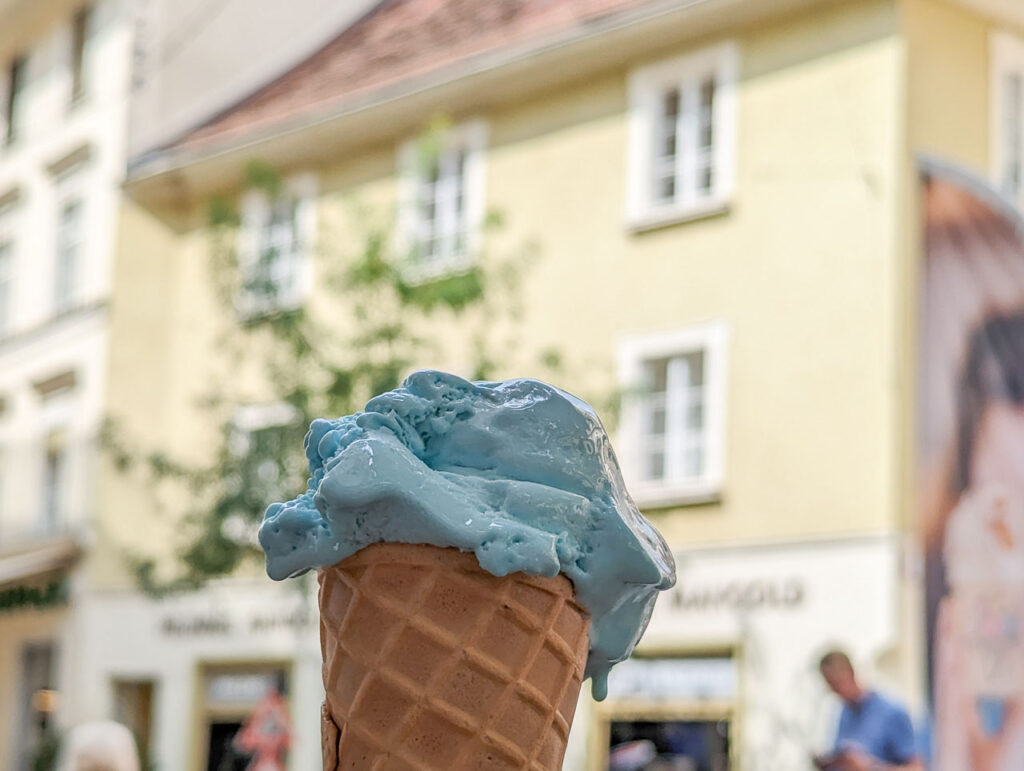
[{"x1": 813, "y1": 650, "x2": 924, "y2": 771}]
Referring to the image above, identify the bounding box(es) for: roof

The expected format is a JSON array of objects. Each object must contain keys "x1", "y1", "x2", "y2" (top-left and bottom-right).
[{"x1": 168, "y1": 0, "x2": 661, "y2": 154}]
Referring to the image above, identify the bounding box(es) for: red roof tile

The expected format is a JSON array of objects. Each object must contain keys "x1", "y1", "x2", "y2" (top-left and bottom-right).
[{"x1": 172, "y1": 0, "x2": 656, "y2": 152}]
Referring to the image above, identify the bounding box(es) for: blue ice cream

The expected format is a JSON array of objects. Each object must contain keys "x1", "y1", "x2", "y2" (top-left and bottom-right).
[{"x1": 259, "y1": 369, "x2": 675, "y2": 698}]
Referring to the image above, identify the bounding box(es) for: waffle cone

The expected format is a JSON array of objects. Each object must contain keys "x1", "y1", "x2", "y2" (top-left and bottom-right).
[{"x1": 318, "y1": 542, "x2": 590, "y2": 770}]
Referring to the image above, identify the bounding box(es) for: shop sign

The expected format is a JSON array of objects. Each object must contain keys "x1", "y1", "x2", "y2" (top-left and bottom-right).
[
  {"x1": 0, "y1": 578, "x2": 67, "y2": 613},
  {"x1": 160, "y1": 606, "x2": 314, "y2": 637},
  {"x1": 667, "y1": 577, "x2": 804, "y2": 613}
]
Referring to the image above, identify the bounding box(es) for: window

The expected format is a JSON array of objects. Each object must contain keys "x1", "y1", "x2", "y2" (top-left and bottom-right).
[
  {"x1": 238, "y1": 175, "x2": 315, "y2": 318},
  {"x1": 70, "y1": 5, "x2": 91, "y2": 105},
  {"x1": 398, "y1": 120, "x2": 486, "y2": 278},
  {"x1": 604, "y1": 655, "x2": 736, "y2": 771},
  {"x1": 0, "y1": 238, "x2": 11, "y2": 337},
  {"x1": 42, "y1": 428, "x2": 67, "y2": 534},
  {"x1": 627, "y1": 43, "x2": 738, "y2": 230},
  {"x1": 36, "y1": 373, "x2": 75, "y2": 536},
  {"x1": 619, "y1": 322, "x2": 727, "y2": 506},
  {"x1": 992, "y1": 33, "x2": 1024, "y2": 201},
  {"x1": 5, "y1": 55, "x2": 26, "y2": 145},
  {"x1": 228, "y1": 404, "x2": 302, "y2": 532},
  {"x1": 200, "y1": 664, "x2": 290, "y2": 771},
  {"x1": 16, "y1": 641, "x2": 58, "y2": 770},
  {"x1": 54, "y1": 197, "x2": 83, "y2": 314}
]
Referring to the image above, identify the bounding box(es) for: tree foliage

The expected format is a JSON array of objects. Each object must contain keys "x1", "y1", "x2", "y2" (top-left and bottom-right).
[{"x1": 103, "y1": 124, "x2": 540, "y2": 594}]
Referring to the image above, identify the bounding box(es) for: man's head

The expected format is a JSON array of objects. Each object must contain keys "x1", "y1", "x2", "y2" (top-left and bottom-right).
[{"x1": 819, "y1": 649, "x2": 864, "y2": 704}]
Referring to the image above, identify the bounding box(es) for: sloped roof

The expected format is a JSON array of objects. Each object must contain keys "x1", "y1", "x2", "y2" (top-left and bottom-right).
[{"x1": 170, "y1": 0, "x2": 658, "y2": 153}]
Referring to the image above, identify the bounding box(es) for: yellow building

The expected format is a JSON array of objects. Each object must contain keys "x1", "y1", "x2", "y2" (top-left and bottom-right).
[{"x1": 87, "y1": 0, "x2": 1024, "y2": 768}]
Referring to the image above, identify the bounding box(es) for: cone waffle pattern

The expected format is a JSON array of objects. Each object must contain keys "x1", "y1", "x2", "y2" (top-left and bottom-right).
[{"x1": 319, "y1": 543, "x2": 591, "y2": 770}]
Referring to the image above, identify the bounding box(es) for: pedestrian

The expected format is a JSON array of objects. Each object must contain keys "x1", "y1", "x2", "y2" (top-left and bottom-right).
[{"x1": 813, "y1": 650, "x2": 923, "y2": 771}]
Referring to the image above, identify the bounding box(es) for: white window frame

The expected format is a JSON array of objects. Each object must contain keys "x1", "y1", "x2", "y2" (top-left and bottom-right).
[
  {"x1": 991, "y1": 32, "x2": 1024, "y2": 203},
  {"x1": 38, "y1": 385, "x2": 74, "y2": 536},
  {"x1": 54, "y1": 187, "x2": 85, "y2": 315},
  {"x1": 626, "y1": 42, "x2": 738, "y2": 232},
  {"x1": 396, "y1": 119, "x2": 487, "y2": 281},
  {"x1": 618, "y1": 321, "x2": 728, "y2": 507},
  {"x1": 237, "y1": 172, "x2": 317, "y2": 319}
]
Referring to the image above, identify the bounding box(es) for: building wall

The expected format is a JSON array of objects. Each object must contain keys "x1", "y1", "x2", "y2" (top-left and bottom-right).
[
  {"x1": 76, "y1": 579, "x2": 323, "y2": 771},
  {"x1": 0, "y1": 2, "x2": 133, "y2": 764},
  {"x1": 123, "y1": 0, "x2": 904, "y2": 548},
  {"x1": 904, "y1": 0, "x2": 992, "y2": 174},
  {"x1": 0, "y1": 0, "x2": 131, "y2": 549},
  {"x1": 105, "y1": 1, "x2": 911, "y2": 767},
  {"x1": 486, "y1": 0, "x2": 903, "y2": 546}
]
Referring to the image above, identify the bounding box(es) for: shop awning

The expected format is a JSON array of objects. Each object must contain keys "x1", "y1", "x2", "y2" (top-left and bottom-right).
[{"x1": 0, "y1": 538, "x2": 81, "y2": 589}]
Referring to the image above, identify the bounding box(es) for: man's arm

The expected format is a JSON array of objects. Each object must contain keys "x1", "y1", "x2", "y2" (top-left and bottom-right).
[{"x1": 834, "y1": 749, "x2": 923, "y2": 771}]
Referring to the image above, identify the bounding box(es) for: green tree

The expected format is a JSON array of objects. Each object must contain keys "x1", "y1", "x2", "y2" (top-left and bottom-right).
[{"x1": 104, "y1": 123, "x2": 540, "y2": 593}]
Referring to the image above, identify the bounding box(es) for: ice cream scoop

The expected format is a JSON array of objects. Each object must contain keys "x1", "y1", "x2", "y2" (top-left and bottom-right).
[{"x1": 260, "y1": 370, "x2": 676, "y2": 698}]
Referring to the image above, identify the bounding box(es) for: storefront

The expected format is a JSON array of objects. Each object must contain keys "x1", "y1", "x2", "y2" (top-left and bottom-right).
[
  {"x1": 79, "y1": 575, "x2": 323, "y2": 771},
  {"x1": 575, "y1": 533, "x2": 905, "y2": 771},
  {"x1": 0, "y1": 538, "x2": 80, "y2": 771}
]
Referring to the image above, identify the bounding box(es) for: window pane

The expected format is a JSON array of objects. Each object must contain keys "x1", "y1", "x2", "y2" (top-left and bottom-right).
[
  {"x1": 43, "y1": 437, "x2": 66, "y2": 534},
  {"x1": 699, "y1": 76, "x2": 715, "y2": 149},
  {"x1": 697, "y1": 164, "x2": 713, "y2": 194},
  {"x1": 658, "y1": 175, "x2": 675, "y2": 201},
  {"x1": 70, "y1": 5, "x2": 91, "y2": 103},
  {"x1": 647, "y1": 451, "x2": 665, "y2": 480},
  {"x1": 685, "y1": 350, "x2": 705, "y2": 386},
  {"x1": 55, "y1": 198, "x2": 83, "y2": 313},
  {"x1": 684, "y1": 446, "x2": 704, "y2": 477},
  {"x1": 687, "y1": 397, "x2": 704, "y2": 431},
  {"x1": 645, "y1": 357, "x2": 670, "y2": 393},
  {"x1": 649, "y1": 404, "x2": 667, "y2": 435},
  {"x1": 251, "y1": 196, "x2": 299, "y2": 305},
  {"x1": 6, "y1": 55, "x2": 26, "y2": 144},
  {"x1": 655, "y1": 88, "x2": 680, "y2": 204},
  {"x1": 662, "y1": 88, "x2": 680, "y2": 155}
]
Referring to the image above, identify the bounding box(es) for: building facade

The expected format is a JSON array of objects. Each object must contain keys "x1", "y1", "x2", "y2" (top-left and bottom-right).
[
  {"x1": 60, "y1": 0, "x2": 1024, "y2": 769},
  {"x1": 0, "y1": 0, "x2": 364, "y2": 768},
  {"x1": 0, "y1": 0, "x2": 134, "y2": 766}
]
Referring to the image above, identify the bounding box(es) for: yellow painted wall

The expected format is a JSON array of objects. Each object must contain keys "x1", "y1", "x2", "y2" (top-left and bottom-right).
[
  {"x1": 903, "y1": 0, "x2": 992, "y2": 175},
  {"x1": 104, "y1": 0, "x2": 904, "y2": 585},
  {"x1": 486, "y1": 0, "x2": 902, "y2": 546}
]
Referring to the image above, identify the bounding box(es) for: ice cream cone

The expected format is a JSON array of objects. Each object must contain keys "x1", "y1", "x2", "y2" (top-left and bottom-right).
[{"x1": 318, "y1": 542, "x2": 590, "y2": 770}]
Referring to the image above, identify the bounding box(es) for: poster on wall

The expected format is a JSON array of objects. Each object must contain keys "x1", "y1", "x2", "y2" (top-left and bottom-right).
[{"x1": 919, "y1": 160, "x2": 1024, "y2": 771}]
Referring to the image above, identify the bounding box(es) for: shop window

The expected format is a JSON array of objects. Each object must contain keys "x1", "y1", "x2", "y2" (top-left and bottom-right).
[
  {"x1": 618, "y1": 323, "x2": 728, "y2": 507},
  {"x1": 112, "y1": 679, "x2": 155, "y2": 766},
  {"x1": 200, "y1": 663, "x2": 290, "y2": 771},
  {"x1": 602, "y1": 654, "x2": 736, "y2": 771}
]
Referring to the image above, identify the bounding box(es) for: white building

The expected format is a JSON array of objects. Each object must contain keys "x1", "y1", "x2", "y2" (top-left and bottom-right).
[
  {"x1": 0, "y1": 0, "x2": 132, "y2": 766},
  {"x1": 0, "y1": 1, "x2": 376, "y2": 767}
]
